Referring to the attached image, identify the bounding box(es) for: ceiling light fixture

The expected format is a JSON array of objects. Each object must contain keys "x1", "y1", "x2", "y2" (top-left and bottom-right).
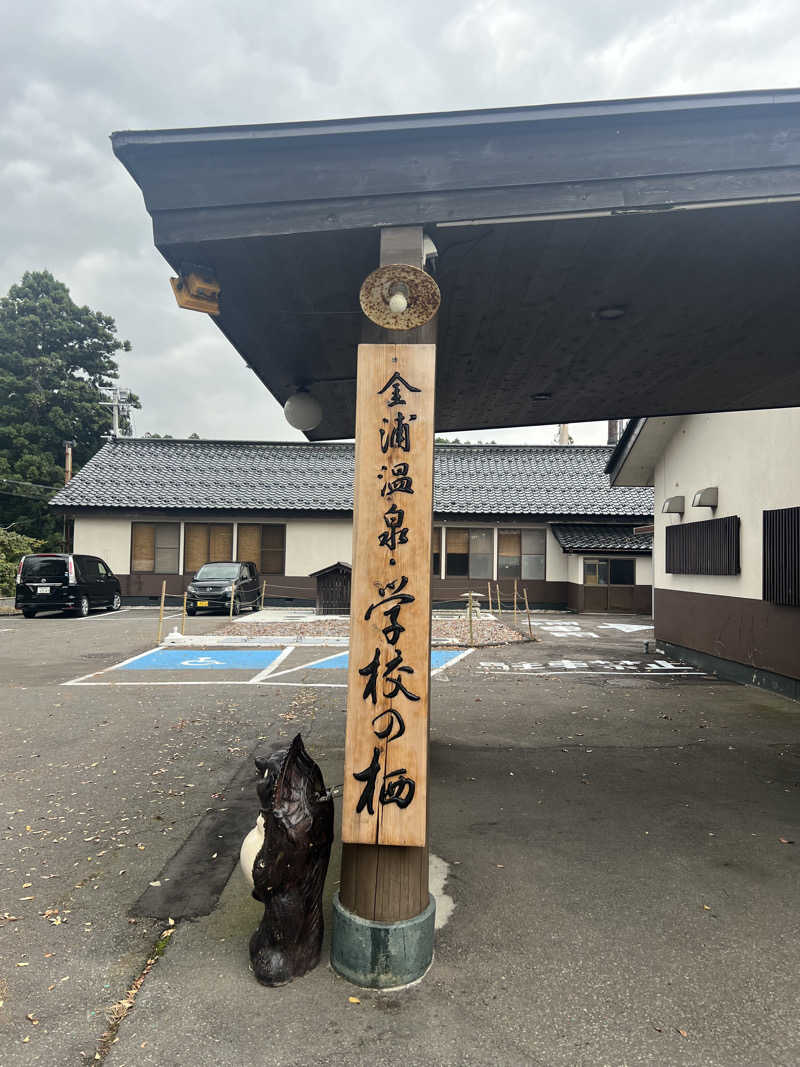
[{"x1": 284, "y1": 389, "x2": 322, "y2": 432}]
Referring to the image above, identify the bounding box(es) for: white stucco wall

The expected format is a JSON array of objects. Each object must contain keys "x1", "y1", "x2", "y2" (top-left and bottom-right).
[
  {"x1": 636, "y1": 555, "x2": 653, "y2": 585},
  {"x1": 72, "y1": 515, "x2": 132, "y2": 575},
  {"x1": 284, "y1": 517, "x2": 354, "y2": 575},
  {"x1": 545, "y1": 526, "x2": 568, "y2": 581},
  {"x1": 654, "y1": 408, "x2": 800, "y2": 599}
]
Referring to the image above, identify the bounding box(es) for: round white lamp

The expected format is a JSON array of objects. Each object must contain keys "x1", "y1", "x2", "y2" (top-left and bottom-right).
[{"x1": 284, "y1": 390, "x2": 323, "y2": 432}]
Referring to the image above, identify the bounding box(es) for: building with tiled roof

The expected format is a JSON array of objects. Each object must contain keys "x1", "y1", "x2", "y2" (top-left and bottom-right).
[{"x1": 51, "y1": 438, "x2": 654, "y2": 611}]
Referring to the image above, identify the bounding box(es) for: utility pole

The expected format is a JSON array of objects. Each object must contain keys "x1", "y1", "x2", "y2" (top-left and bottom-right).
[
  {"x1": 100, "y1": 387, "x2": 131, "y2": 438},
  {"x1": 64, "y1": 440, "x2": 73, "y2": 484}
]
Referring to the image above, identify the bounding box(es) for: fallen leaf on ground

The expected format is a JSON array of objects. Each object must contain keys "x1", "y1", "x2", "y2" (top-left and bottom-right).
[
  {"x1": 779, "y1": 837, "x2": 794, "y2": 845},
  {"x1": 149, "y1": 881, "x2": 161, "y2": 887},
  {"x1": 677, "y1": 1028, "x2": 688, "y2": 1038},
  {"x1": 348, "y1": 996, "x2": 361, "y2": 1004}
]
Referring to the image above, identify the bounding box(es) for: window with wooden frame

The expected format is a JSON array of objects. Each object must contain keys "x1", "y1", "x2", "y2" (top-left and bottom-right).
[
  {"x1": 583, "y1": 557, "x2": 635, "y2": 585},
  {"x1": 184, "y1": 523, "x2": 233, "y2": 574},
  {"x1": 498, "y1": 529, "x2": 521, "y2": 578},
  {"x1": 521, "y1": 528, "x2": 546, "y2": 580},
  {"x1": 131, "y1": 523, "x2": 180, "y2": 573},
  {"x1": 763, "y1": 506, "x2": 800, "y2": 606},
  {"x1": 237, "y1": 524, "x2": 286, "y2": 575},
  {"x1": 665, "y1": 516, "x2": 740, "y2": 576}
]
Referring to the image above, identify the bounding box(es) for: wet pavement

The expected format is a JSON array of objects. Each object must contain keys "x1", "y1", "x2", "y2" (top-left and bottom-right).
[{"x1": 2, "y1": 609, "x2": 799, "y2": 1065}]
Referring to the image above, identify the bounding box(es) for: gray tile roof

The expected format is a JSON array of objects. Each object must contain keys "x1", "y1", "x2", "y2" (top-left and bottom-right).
[
  {"x1": 51, "y1": 439, "x2": 654, "y2": 518},
  {"x1": 551, "y1": 523, "x2": 653, "y2": 553}
]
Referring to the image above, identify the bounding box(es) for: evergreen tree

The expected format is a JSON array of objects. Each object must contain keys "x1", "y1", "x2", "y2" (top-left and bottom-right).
[{"x1": 0, "y1": 270, "x2": 138, "y2": 543}]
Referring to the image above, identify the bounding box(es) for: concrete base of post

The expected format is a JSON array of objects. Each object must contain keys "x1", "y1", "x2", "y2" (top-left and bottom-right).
[{"x1": 330, "y1": 892, "x2": 436, "y2": 989}]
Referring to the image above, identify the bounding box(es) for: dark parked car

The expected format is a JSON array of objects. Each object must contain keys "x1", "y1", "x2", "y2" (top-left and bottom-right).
[
  {"x1": 186, "y1": 561, "x2": 261, "y2": 615},
  {"x1": 16, "y1": 553, "x2": 122, "y2": 618}
]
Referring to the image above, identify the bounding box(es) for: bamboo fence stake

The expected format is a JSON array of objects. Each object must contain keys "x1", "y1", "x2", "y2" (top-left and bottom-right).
[
  {"x1": 260, "y1": 580, "x2": 267, "y2": 610},
  {"x1": 229, "y1": 584, "x2": 236, "y2": 618},
  {"x1": 495, "y1": 583, "x2": 502, "y2": 616},
  {"x1": 468, "y1": 591, "x2": 474, "y2": 646},
  {"x1": 523, "y1": 588, "x2": 534, "y2": 640},
  {"x1": 486, "y1": 581, "x2": 492, "y2": 614},
  {"x1": 513, "y1": 579, "x2": 518, "y2": 622},
  {"x1": 156, "y1": 580, "x2": 166, "y2": 644},
  {"x1": 181, "y1": 591, "x2": 187, "y2": 635}
]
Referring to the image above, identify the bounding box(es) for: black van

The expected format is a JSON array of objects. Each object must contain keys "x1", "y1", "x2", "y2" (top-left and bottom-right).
[{"x1": 15, "y1": 554, "x2": 122, "y2": 618}]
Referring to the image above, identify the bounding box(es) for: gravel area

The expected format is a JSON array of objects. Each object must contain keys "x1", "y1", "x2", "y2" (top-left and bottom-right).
[{"x1": 220, "y1": 614, "x2": 526, "y2": 646}]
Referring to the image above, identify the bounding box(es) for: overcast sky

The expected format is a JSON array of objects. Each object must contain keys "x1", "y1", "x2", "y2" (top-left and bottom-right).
[{"x1": 2, "y1": 0, "x2": 798, "y2": 444}]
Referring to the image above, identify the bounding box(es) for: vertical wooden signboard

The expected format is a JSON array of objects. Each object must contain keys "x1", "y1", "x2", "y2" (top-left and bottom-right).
[{"x1": 342, "y1": 343, "x2": 436, "y2": 848}]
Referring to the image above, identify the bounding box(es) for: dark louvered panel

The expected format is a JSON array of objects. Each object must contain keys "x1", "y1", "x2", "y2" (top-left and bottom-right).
[
  {"x1": 665, "y1": 516, "x2": 740, "y2": 575},
  {"x1": 763, "y1": 506, "x2": 800, "y2": 605}
]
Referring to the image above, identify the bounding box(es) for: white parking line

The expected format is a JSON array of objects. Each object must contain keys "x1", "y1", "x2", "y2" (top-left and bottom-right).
[
  {"x1": 266, "y1": 649, "x2": 350, "y2": 679},
  {"x1": 431, "y1": 648, "x2": 474, "y2": 675},
  {"x1": 248, "y1": 646, "x2": 295, "y2": 683},
  {"x1": 64, "y1": 645, "x2": 162, "y2": 685},
  {"x1": 479, "y1": 670, "x2": 707, "y2": 677},
  {"x1": 64, "y1": 679, "x2": 348, "y2": 688}
]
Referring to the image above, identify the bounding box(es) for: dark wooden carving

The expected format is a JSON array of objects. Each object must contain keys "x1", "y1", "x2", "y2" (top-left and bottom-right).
[{"x1": 247, "y1": 734, "x2": 333, "y2": 985}]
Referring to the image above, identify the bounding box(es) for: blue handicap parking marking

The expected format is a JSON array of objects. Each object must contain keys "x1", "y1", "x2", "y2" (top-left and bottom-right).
[
  {"x1": 120, "y1": 649, "x2": 283, "y2": 671},
  {"x1": 309, "y1": 650, "x2": 464, "y2": 670},
  {"x1": 431, "y1": 650, "x2": 463, "y2": 669}
]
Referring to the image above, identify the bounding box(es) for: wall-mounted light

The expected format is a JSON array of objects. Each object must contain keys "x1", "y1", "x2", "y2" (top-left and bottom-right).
[
  {"x1": 662, "y1": 495, "x2": 685, "y2": 516},
  {"x1": 284, "y1": 389, "x2": 322, "y2": 432},
  {"x1": 692, "y1": 487, "x2": 718, "y2": 508},
  {"x1": 169, "y1": 263, "x2": 220, "y2": 316}
]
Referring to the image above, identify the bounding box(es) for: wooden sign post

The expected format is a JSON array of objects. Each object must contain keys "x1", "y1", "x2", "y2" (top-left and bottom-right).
[
  {"x1": 332, "y1": 227, "x2": 439, "y2": 988},
  {"x1": 342, "y1": 344, "x2": 435, "y2": 848}
]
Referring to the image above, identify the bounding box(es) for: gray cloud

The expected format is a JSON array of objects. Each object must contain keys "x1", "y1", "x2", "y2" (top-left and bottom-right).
[{"x1": 2, "y1": 0, "x2": 797, "y2": 441}]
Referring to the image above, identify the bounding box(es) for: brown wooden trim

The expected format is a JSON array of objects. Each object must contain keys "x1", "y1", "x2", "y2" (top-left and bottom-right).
[{"x1": 654, "y1": 587, "x2": 800, "y2": 682}]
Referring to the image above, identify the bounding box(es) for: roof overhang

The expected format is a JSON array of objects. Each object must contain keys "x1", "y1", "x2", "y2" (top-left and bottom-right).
[
  {"x1": 112, "y1": 89, "x2": 800, "y2": 439},
  {"x1": 606, "y1": 416, "x2": 681, "y2": 486}
]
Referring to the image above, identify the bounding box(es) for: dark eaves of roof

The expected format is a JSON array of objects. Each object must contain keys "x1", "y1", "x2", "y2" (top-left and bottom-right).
[{"x1": 604, "y1": 418, "x2": 645, "y2": 480}]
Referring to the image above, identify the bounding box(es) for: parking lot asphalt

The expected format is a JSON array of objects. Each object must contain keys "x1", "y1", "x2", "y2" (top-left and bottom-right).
[{"x1": 2, "y1": 610, "x2": 799, "y2": 1066}]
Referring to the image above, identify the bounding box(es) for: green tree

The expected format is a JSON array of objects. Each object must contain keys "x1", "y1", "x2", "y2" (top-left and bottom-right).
[
  {"x1": 0, "y1": 525, "x2": 43, "y2": 596},
  {"x1": 0, "y1": 271, "x2": 138, "y2": 544}
]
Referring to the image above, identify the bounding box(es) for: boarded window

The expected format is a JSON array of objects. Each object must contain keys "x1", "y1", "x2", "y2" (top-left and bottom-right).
[
  {"x1": 132, "y1": 524, "x2": 155, "y2": 572},
  {"x1": 763, "y1": 506, "x2": 800, "y2": 605},
  {"x1": 237, "y1": 524, "x2": 286, "y2": 575},
  {"x1": 184, "y1": 524, "x2": 233, "y2": 574},
  {"x1": 237, "y1": 524, "x2": 261, "y2": 565},
  {"x1": 132, "y1": 523, "x2": 179, "y2": 573},
  {"x1": 665, "y1": 517, "x2": 740, "y2": 575},
  {"x1": 260, "y1": 525, "x2": 285, "y2": 575}
]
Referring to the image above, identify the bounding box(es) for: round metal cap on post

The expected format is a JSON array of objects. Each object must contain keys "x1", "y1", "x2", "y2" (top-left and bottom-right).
[{"x1": 359, "y1": 264, "x2": 440, "y2": 330}]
